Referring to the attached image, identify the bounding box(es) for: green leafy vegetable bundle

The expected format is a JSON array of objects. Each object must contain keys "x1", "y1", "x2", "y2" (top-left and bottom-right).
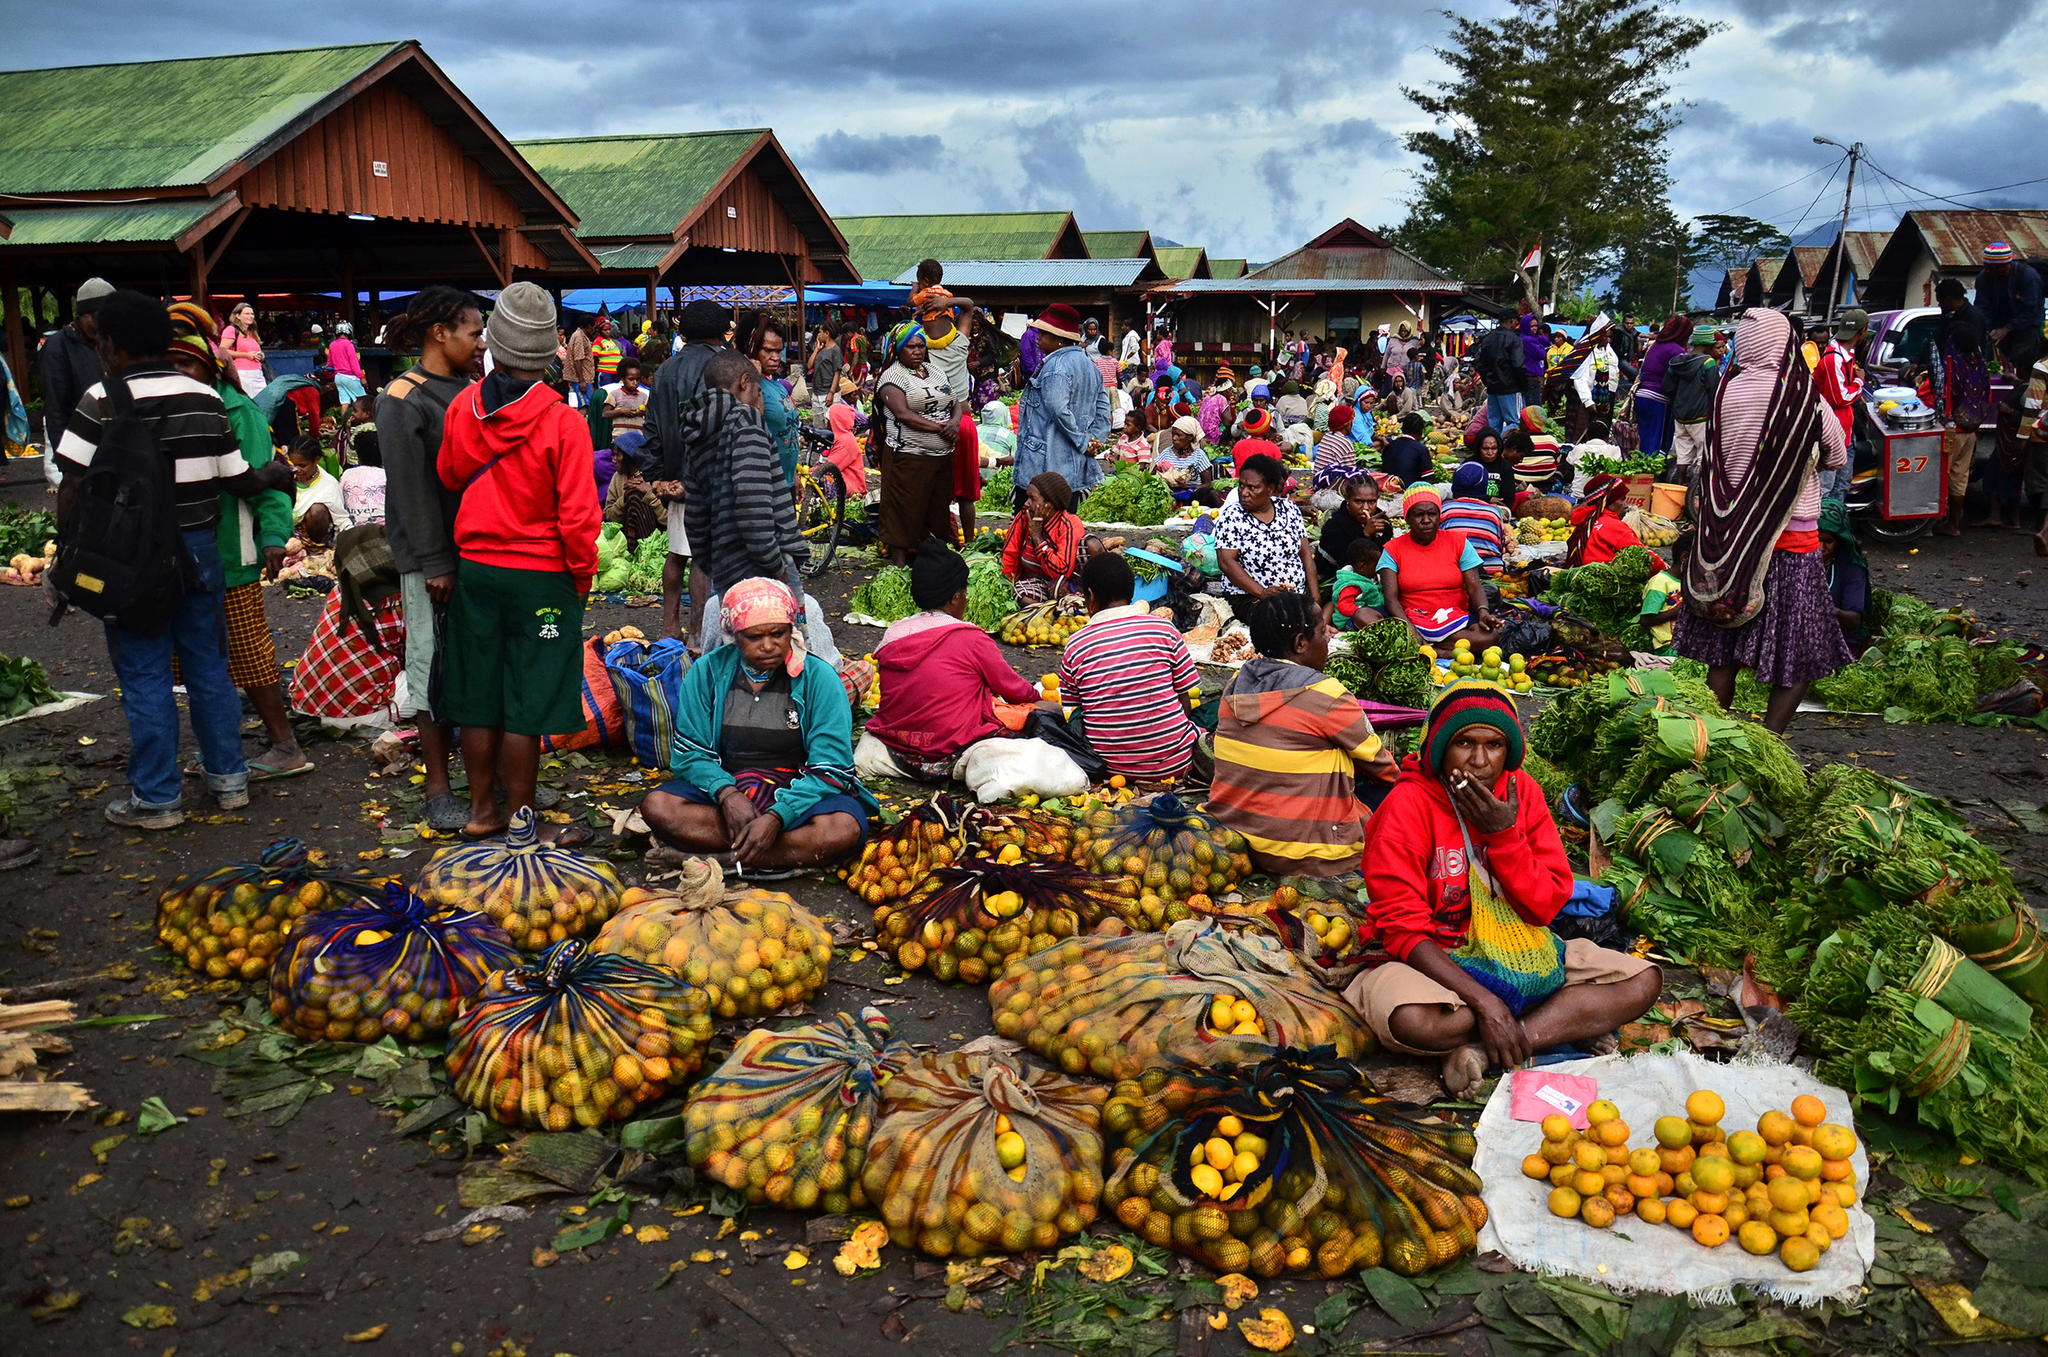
[
  {"x1": 0, "y1": 506, "x2": 54, "y2": 560},
  {"x1": 964, "y1": 554, "x2": 1017, "y2": 631},
  {"x1": 1541, "y1": 545, "x2": 1658, "y2": 651},
  {"x1": 977, "y1": 468, "x2": 1014, "y2": 514},
  {"x1": 0, "y1": 653, "x2": 60, "y2": 720},
  {"x1": 1077, "y1": 465, "x2": 1175, "y2": 525},
  {"x1": 849, "y1": 566, "x2": 916, "y2": 623},
  {"x1": 625, "y1": 532, "x2": 669, "y2": 594},
  {"x1": 1322, "y1": 621, "x2": 1432, "y2": 707}
]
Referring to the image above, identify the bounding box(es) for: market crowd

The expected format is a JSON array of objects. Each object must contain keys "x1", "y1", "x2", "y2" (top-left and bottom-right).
[{"x1": 19, "y1": 239, "x2": 2047, "y2": 1094}]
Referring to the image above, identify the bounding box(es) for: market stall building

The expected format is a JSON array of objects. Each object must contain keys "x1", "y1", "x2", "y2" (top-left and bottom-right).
[
  {"x1": 833, "y1": 210, "x2": 1089, "y2": 285},
  {"x1": 1152, "y1": 219, "x2": 1461, "y2": 368},
  {"x1": 1807, "y1": 230, "x2": 1891, "y2": 318},
  {"x1": 1860, "y1": 210, "x2": 2048, "y2": 311},
  {"x1": 1766, "y1": 246, "x2": 1830, "y2": 315},
  {"x1": 0, "y1": 40, "x2": 592, "y2": 385},
  {"x1": 513, "y1": 129, "x2": 857, "y2": 327},
  {"x1": 884, "y1": 257, "x2": 1165, "y2": 337}
]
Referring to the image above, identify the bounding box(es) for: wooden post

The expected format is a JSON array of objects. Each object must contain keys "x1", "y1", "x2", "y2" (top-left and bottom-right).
[
  {"x1": 794, "y1": 274, "x2": 806, "y2": 351},
  {"x1": 2, "y1": 264, "x2": 26, "y2": 422},
  {"x1": 644, "y1": 272, "x2": 657, "y2": 325},
  {"x1": 188, "y1": 245, "x2": 209, "y2": 311}
]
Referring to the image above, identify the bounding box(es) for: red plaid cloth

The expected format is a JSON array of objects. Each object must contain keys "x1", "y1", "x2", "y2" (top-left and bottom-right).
[
  {"x1": 223, "y1": 583, "x2": 280, "y2": 689},
  {"x1": 290, "y1": 589, "x2": 405, "y2": 719}
]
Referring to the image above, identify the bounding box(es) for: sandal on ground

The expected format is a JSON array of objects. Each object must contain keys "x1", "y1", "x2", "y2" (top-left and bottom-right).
[
  {"x1": 249, "y1": 754, "x2": 315, "y2": 781},
  {"x1": 423, "y1": 793, "x2": 469, "y2": 832},
  {"x1": 0, "y1": 839, "x2": 40, "y2": 871}
]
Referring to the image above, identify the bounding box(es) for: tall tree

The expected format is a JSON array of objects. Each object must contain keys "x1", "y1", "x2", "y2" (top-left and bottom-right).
[
  {"x1": 1392, "y1": 0, "x2": 1719, "y2": 305},
  {"x1": 1684, "y1": 213, "x2": 1792, "y2": 274}
]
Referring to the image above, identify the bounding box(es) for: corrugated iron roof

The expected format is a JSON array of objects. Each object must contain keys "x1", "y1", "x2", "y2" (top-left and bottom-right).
[
  {"x1": 1901, "y1": 210, "x2": 2048, "y2": 268},
  {"x1": 833, "y1": 211, "x2": 1077, "y2": 283},
  {"x1": 1789, "y1": 246, "x2": 1828, "y2": 287},
  {"x1": 1153, "y1": 245, "x2": 1209, "y2": 279},
  {"x1": 1250, "y1": 243, "x2": 1452, "y2": 284},
  {"x1": 516, "y1": 131, "x2": 762, "y2": 240},
  {"x1": 1156, "y1": 277, "x2": 1462, "y2": 294},
  {"x1": 1082, "y1": 230, "x2": 1150, "y2": 257},
  {"x1": 0, "y1": 42, "x2": 399, "y2": 193},
  {"x1": 887, "y1": 258, "x2": 1150, "y2": 288},
  {"x1": 0, "y1": 194, "x2": 236, "y2": 247},
  {"x1": 1841, "y1": 229, "x2": 1890, "y2": 277}
]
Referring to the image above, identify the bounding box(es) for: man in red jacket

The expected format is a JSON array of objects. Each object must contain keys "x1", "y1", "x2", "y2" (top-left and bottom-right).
[
  {"x1": 1343, "y1": 683, "x2": 1660, "y2": 1094},
  {"x1": 437, "y1": 282, "x2": 601, "y2": 839}
]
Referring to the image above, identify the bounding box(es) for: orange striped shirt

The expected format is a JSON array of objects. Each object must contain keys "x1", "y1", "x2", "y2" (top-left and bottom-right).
[{"x1": 1209, "y1": 663, "x2": 1382, "y2": 878}]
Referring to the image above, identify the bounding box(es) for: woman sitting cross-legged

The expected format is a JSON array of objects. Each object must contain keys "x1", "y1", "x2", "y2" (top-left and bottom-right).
[
  {"x1": 1343, "y1": 683, "x2": 1661, "y2": 1095},
  {"x1": 1377, "y1": 484, "x2": 1503, "y2": 648},
  {"x1": 641, "y1": 578, "x2": 875, "y2": 874}
]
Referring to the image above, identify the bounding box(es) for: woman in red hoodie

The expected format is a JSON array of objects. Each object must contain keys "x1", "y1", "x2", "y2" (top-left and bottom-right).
[
  {"x1": 1343, "y1": 683, "x2": 1659, "y2": 1095},
  {"x1": 436, "y1": 283, "x2": 602, "y2": 840},
  {"x1": 860, "y1": 539, "x2": 1044, "y2": 778}
]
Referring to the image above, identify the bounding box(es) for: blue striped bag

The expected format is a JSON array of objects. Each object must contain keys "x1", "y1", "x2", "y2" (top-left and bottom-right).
[{"x1": 604, "y1": 637, "x2": 693, "y2": 768}]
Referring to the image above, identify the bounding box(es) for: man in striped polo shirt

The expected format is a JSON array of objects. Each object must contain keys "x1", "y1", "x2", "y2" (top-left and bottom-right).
[
  {"x1": 54, "y1": 290, "x2": 293, "y2": 830},
  {"x1": 1056, "y1": 553, "x2": 1209, "y2": 782}
]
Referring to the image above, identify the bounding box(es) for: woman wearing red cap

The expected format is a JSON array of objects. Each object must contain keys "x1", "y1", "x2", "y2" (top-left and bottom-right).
[{"x1": 1344, "y1": 682, "x2": 1660, "y2": 1094}]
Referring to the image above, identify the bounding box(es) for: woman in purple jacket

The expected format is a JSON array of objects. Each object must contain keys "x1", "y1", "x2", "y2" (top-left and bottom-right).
[{"x1": 1633, "y1": 316, "x2": 1693, "y2": 456}]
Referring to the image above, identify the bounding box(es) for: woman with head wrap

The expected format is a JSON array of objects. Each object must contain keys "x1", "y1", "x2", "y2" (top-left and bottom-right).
[
  {"x1": 1196, "y1": 383, "x2": 1231, "y2": 445},
  {"x1": 1564, "y1": 472, "x2": 1645, "y2": 567},
  {"x1": 1677, "y1": 308, "x2": 1851, "y2": 733},
  {"x1": 1309, "y1": 377, "x2": 1340, "y2": 431},
  {"x1": 1312, "y1": 404, "x2": 1359, "y2": 478},
  {"x1": 1818, "y1": 499, "x2": 1870, "y2": 653},
  {"x1": 977, "y1": 398, "x2": 1018, "y2": 462},
  {"x1": 1001, "y1": 472, "x2": 1087, "y2": 604},
  {"x1": 1151, "y1": 415, "x2": 1214, "y2": 497},
  {"x1": 861, "y1": 539, "x2": 1045, "y2": 780},
  {"x1": 1438, "y1": 462, "x2": 1511, "y2": 573},
  {"x1": 1275, "y1": 380, "x2": 1311, "y2": 426},
  {"x1": 642, "y1": 577, "x2": 875, "y2": 873},
  {"x1": 1377, "y1": 484, "x2": 1503, "y2": 647},
  {"x1": 1144, "y1": 373, "x2": 1188, "y2": 433},
  {"x1": 873, "y1": 320, "x2": 960, "y2": 565},
  {"x1": 1633, "y1": 314, "x2": 1693, "y2": 455},
  {"x1": 1342, "y1": 681, "x2": 1660, "y2": 1095}
]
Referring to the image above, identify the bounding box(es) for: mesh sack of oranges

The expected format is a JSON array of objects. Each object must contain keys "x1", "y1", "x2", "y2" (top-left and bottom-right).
[
  {"x1": 590, "y1": 857, "x2": 831, "y2": 1020},
  {"x1": 1247, "y1": 876, "x2": 1388, "y2": 991},
  {"x1": 873, "y1": 850, "x2": 1115, "y2": 984},
  {"x1": 860, "y1": 1049, "x2": 1105, "y2": 1258},
  {"x1": 267, "y1": 882, "x2": 521, "y2": 1043},
  {"x1": 1072, "y1": 795, "x2": 1254, "y2": 929},
  {"x1": 445, "y1": 938, "x2": 714, "y2": 1130},
  {"x1": 1102, "y1": 1051, "x2": 1484, "y2": 1278},
  {"x1": 989, "y1": 919, "x2": 1374, "y2": 1081},
  {"x1": 414, "y1": 806, "x2": 623, "y2": 951},
  {"x1": 157, "y1": 838, "x2": 382, "y2": 980},
  {"x1": 683, "y1": 1007, "x2": 908, "y2": 1212},
  {"x1": 839, "y1": 793, "x2": 974, "y2": 907}
]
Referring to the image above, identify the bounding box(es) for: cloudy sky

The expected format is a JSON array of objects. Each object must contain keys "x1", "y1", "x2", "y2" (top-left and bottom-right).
[{"x1": 11, "y1": 0, "x2": 2046, "y2": 266}]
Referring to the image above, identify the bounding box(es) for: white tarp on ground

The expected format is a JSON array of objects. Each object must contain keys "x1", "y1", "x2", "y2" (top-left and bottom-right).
[
  {"x1": 0, "y1": 692, "x2": 100, "y2": 728},
  {"x1": 1474, "y1": 1050, "x2": 1875, "y2": 1306}
]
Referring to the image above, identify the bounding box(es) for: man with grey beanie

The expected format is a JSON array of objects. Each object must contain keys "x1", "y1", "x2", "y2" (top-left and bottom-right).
[
  {"x1": 435, "y1": 281, "x2": 601, "y2": 841},
  {"x1": 37, "y1": 277, "x2": 113, "y2": 453}
]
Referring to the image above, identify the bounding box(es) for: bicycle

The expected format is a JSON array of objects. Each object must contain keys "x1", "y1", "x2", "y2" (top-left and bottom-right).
[{"x1": 794, "y1": 424, "x2": 846, "y2": 575}]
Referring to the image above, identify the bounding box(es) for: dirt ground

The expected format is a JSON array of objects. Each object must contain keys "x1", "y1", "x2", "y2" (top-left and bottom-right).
[{"x1": 2, "y1": 461, "x2": 2044, "y2": 1356}]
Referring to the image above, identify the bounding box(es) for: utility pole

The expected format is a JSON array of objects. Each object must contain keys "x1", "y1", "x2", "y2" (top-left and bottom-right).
[{"x1": 1813, "y1": 136, "x2": 1862, "y2": 324}]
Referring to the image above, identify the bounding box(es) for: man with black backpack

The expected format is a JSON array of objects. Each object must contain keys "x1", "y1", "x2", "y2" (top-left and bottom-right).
[{"x1": 50, "y1": 290, "x2": 293, "y2": 830}]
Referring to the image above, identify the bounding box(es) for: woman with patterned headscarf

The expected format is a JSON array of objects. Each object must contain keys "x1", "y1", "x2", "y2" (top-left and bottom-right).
[
  {"x1": 642, "y1": 577, "x2": 875, "y2": 874},
  {"x1": 1678, "y1": 308, "x2": 1850, "y2": 733}
]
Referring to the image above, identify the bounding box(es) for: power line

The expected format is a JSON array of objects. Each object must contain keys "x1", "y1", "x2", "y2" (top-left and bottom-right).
[
  {"x1": 1860, "y1": 158, "x2": 2048, "y2": 209},
  {"x1": 1719, "y1": 159, "x2": 1835, "y2": 213},
  {"x1": 1775, "y1": 157, "x2": 1846, "y2": 243}
]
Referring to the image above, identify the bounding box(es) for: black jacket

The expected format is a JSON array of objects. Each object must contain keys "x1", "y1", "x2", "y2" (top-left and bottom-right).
[
  {"x1": 1664, "y1": 353, "x2": 1717, "y2": 424},
  {"x1": 643, "y1": 341, "x2": 724, "y2": 482},
  {"x1": 1473, "y1": 326, "x2": 1525, "y2": 396},
  {"x1": 37, "y1": 325, "x2": 102, "y2": 450}
]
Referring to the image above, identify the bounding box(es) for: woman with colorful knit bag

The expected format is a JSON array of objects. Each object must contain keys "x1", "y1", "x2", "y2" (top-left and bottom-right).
[{"x1": 1343, "y1": 682, "x2": 1661, "y2": 1095}]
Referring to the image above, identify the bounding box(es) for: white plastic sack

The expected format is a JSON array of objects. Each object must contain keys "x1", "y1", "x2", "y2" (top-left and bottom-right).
[
  {"x1": 953, "y1": 736, "x2": 1088, "y2": 804},
  {"x1": 854, "y1": 732, "x2": 912, "y2": 781},
  {"x1": 1474, "y1": 1050, "x2": 1873, "y2": 1306}
]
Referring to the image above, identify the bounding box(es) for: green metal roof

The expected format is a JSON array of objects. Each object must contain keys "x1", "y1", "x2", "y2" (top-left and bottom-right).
[
  {"x1": 1082, "y1": 230, "x2": 1149, "y2": 257},
  {"x1": 0, "y1": 195, "x2": 234, "y2": 248},
  {"x1": 1210, "y1": 257, "x2": 1248, "y2": 279},
  {"x1": 832, "y1": 211, "x2": 1076, "y2": 284},
  {"x1": 0, "y1": 42, "x2": 400, "y2": 194},
  {"x1": 1154, "y1": 246, "x2": 1209, "y2": 279},
  {"x1": 515, "y1": 131, "x2": 763, "y2": 240},
  {"x1": 584, "y1": 242, "x2": 678, "y2": 271}
]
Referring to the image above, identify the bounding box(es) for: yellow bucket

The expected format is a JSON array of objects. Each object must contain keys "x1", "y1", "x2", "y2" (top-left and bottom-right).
[{"x1": 1650, "y1": 482, "x2": 1689, "y2": 519}]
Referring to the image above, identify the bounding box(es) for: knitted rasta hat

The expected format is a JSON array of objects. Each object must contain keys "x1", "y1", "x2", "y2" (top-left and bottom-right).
[{"x1": 1423, "y1": 680, "x2": 1524, "y2": 775}]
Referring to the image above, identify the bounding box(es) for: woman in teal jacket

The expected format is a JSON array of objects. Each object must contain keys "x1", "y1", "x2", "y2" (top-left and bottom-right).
[{"x1": 641, "y1": 577, "x2": 874, "y2": 875}]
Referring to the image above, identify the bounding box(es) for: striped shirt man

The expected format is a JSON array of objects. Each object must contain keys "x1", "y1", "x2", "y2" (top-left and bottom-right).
[
  {"x1": 1058, "y1": 604, "x2": 1202, "y2": 778},
  {"x1": 55, "y1": 366, "x2": 242, "y2": 532},
  {"x1": 1210, "y1": 658, "x2": 1384, "y2": 878}
]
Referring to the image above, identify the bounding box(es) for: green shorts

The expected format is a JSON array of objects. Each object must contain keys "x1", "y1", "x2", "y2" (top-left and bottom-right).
[{"x1": 442, "y1": 559, "x2": 585, "y2": 736}]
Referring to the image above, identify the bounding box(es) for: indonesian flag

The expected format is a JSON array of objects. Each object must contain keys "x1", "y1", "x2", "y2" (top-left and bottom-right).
[{"x1": 1520, "y1": 242, "x2": 1543, "y2": 272}]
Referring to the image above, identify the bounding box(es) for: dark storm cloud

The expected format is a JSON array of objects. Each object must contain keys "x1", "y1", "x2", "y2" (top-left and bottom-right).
[
  {"x1": 805, "y1": 131, "x2": 945, "y2": 175},
  {"x1": 1709, "y1": 0, "x2": 2042, "y2": 69}
]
